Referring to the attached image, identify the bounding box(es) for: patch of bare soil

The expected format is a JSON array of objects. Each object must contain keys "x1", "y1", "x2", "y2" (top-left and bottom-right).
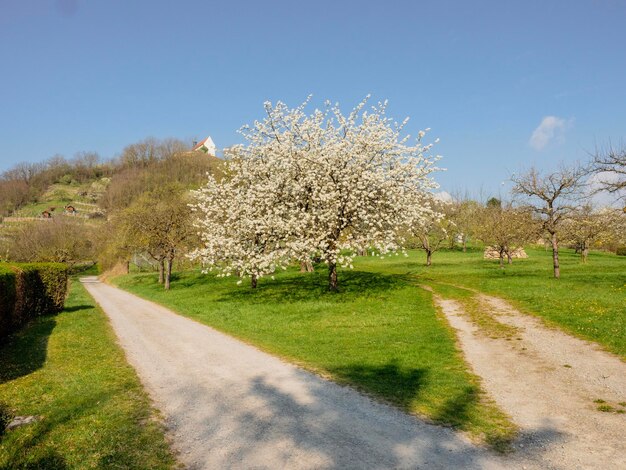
[{"x1": 433, "y1": 292, "x2": 625, "y2": 470}]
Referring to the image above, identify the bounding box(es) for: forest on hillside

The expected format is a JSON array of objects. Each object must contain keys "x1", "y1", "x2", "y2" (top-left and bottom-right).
[{"x1": 0, "y1": 138, "x2": 223, "y2": 274}]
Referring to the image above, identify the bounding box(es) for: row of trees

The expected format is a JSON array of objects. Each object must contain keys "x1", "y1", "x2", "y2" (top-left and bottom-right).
[
  {"x1": 408, "y1": 158, "x2": 624, "y2": 277},
  {"x1": 413, "y1": 195, "x2": 623, "y2": 271}
]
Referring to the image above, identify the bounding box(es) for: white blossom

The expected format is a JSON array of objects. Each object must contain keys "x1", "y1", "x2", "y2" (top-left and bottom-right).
[{"x1": 191, "y1": 96, "x2": 441, "y2": 290}]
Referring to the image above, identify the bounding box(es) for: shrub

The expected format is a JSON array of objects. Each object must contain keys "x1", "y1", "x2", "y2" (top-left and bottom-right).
[
  {"x1": 0, "y1": 402, "x2": 13, "y2": 437},
  {"x1": 0, "y1": 263, "x2": 68, "y2": 340},
  {"x1": 0, "y1": 265, "x2": 16, "y2": 339},
  {"x1": 616, "y1": 246, "x2": 626, "y2": 256}
]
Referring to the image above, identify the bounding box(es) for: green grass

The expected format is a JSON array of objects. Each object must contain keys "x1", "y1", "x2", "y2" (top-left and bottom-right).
[
  {"x1": 10, "y1": 181, "x2": 103, "y2": 218},
  {"x1": 355, "y1": 247, "x2": 626, "y2": 358},
  {"x1": 0, "y1": 280, "x2": 176, "y2": 469},
  {"x1": 12, "y1": 200, "x2": 71, "y2": 217},
  {"x1": 114, "y1": 268, "x2": 517, "y2": 449}
]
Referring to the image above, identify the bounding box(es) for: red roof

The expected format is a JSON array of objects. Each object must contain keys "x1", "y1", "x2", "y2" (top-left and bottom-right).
[{"x1": 192, "y1": 139, "x2": 208, "y2": 151}]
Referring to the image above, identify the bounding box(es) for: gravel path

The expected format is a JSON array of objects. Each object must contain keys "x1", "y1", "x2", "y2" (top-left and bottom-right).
[
  {"x1": 432, "y1": 291, "x2": 626, "y2": 470},
  {"x1": 81, "y1": 277, "x2": 524, "y2": 470}
]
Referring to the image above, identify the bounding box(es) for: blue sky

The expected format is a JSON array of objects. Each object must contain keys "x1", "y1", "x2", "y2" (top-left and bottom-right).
[{"x1": 1, "y1": 0, "x2": 625, "y2": 197}]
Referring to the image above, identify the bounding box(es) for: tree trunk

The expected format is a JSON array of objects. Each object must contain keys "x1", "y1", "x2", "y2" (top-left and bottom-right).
[
  {"x1": 300, "y1": 260, "x2": 314, "y2": 272},
  {"x1": 164, "y1": 257, "x2": 173, "y2": 290},
  {"x1": 507, "y1": 249, "x2": 513, "y2": 265},
  {"x1": 499, "y1": 250, "x2": 505, "y2": 268},
  {"x1": 426, "y1": 250, "x2": 432, "y2": 266},
  {"x1": 581, "y1": 241, "x2": 589, "y2": 264},
  {"x1": 462, "y1": 238, "x2": 467, "y2": 253},
  {"x1": 328, "y1": 262, "x2": 338, "y2": 292},
  {"x1": 551, "y1": 232, "x2": 560, "y2": 279},
  {"x1": 158, "y1": 259, "x2": 164, "y2": 284},
  {"x1": 251, "y1": 274, "x2": 258, "y2": 289}
]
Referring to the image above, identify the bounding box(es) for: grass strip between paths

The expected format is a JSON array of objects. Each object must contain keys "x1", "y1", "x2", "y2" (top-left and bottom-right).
[
  {"x1": 0, "y1": 279, "x2": 176, "y2": 469},
  {"x1": 355, "y1": 248, "x2": 626, "y2": 359}
]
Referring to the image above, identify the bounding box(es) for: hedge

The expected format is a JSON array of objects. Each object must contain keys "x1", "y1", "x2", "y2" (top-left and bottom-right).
[{"x1": 0, "y1": 263, "x2": 68, "y2": 341}]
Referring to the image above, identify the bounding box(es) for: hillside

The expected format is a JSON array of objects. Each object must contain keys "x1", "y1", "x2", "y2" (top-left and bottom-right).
[{"x1": 7, "y1": 179, "x2": 108, "y2": 220}]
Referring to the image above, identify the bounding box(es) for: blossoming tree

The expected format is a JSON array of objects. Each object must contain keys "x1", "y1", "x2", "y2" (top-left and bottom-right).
[
  {"x1": 192, "y1": 96, "x2": 441, "y2": 291},
  {"x1": 189, "y1": 158, "x2": 291, "y2": 288}
]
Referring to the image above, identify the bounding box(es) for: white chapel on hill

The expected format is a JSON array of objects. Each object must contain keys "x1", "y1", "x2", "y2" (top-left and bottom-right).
[{"x1": 192, "y1": 136, "x2": 216, "y2": 156}]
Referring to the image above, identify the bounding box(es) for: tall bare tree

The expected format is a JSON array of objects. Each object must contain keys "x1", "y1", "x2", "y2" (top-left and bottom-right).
[
  {"x1": 512, "y1": 164, "x2": 588, "y2": 278},
  {"x1": 591, "y1": 144, "x2": 626, "y2": 202}
]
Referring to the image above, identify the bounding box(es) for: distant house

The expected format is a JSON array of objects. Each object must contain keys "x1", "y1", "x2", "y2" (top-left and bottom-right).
[
  {"x1": 65, "y1": 205, "x2": 77, "y2": 215},
  {"x1": 191, "y1": 136, "x2": 216, "y2": 156}
]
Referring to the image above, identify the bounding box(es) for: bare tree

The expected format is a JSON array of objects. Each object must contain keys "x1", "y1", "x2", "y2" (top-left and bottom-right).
[
  {"x1": 561, "y1": 205, "x2": 624, "y2": 262},
  {"x1": 475, "y1": 203, "x2": 538, "y2": 267},
  {"x1": 512, "y1": 164, "x2": 588, "y2": 278},
  {"x1": 447, "y1": 198, "x2": 481, "y2": 252},
  {"x1": 119, "y1": 185, "x2": 196, "y2": 290},
  {"x1": 408, "y1": 200, "x2": 454, "y2": 266},
  {"x1": 3, "y1": 218, "x2": 97, "y2": 267},
  {"x1": 591, "y1": 144, "x2": 626, "y2": 202}
]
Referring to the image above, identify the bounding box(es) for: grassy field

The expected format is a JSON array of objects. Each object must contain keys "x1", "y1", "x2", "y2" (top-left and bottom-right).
[
  {"x1": 0, "y1": 280, "x2": 176, "y2": 469},
  {"x1": 355, "y1": 247, "x2": 626, "y2": 358},
  {"x1": 115, "y1": 267, "x2": 517, "y2": 449}
]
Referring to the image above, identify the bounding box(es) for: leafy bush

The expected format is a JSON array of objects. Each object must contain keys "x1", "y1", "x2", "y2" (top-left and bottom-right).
[
  {"x1": 0, "y1": 263, "x2": 68, "y2": 339},
  {"x1": 0, "y1": 402, "x2": 13, "y2": 437},
  {"x1": 616, "y1": 246, "x2": 626, "y2": 256}
]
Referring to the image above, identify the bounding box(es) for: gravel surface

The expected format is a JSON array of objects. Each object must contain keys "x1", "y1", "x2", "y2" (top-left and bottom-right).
[
  {"x1": 82, "y1": 277, "x2": 523, "y2": 470},
  {"x1": 433, "y1": 292, "x2": 626, "y2": 470}
]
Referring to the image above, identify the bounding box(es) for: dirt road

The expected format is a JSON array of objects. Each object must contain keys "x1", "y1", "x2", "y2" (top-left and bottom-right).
[{"x1": 432, "y1": 290, "x2": 625, "y2": 470}]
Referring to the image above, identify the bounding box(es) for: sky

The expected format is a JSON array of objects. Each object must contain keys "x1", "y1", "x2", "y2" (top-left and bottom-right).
[{"x1": 1, "y1": 0, "x2": 625, "y2": 198}]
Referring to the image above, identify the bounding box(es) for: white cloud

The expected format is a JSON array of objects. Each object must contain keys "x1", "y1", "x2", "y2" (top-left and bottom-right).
[{"x1": 529, "y1": 116, "x2": 568, "y2": 150}]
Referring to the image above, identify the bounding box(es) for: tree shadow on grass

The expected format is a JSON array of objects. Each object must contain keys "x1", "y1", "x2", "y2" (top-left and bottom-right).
[
  {"x1": 61, "y1": 304, "x2": 93, "y2": 313},
  {"x1": 1, "y1": 391, "x2": 155, "y2": 469},
  {"x1": 219, "y1": 270, "x2": 410, "y2": 305},
  {"x1": 5, "y1": 451, "x2": 68, "y2": 469},
  {"x1": 0, "y1": 316, "x2": 57, "y2": 384},
  {"x1": 329, "y1": 360, "x2": 428, "y2": 410},
  {"x1": 434, "y1": 384, "x2": 481, "y2": 428}
]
